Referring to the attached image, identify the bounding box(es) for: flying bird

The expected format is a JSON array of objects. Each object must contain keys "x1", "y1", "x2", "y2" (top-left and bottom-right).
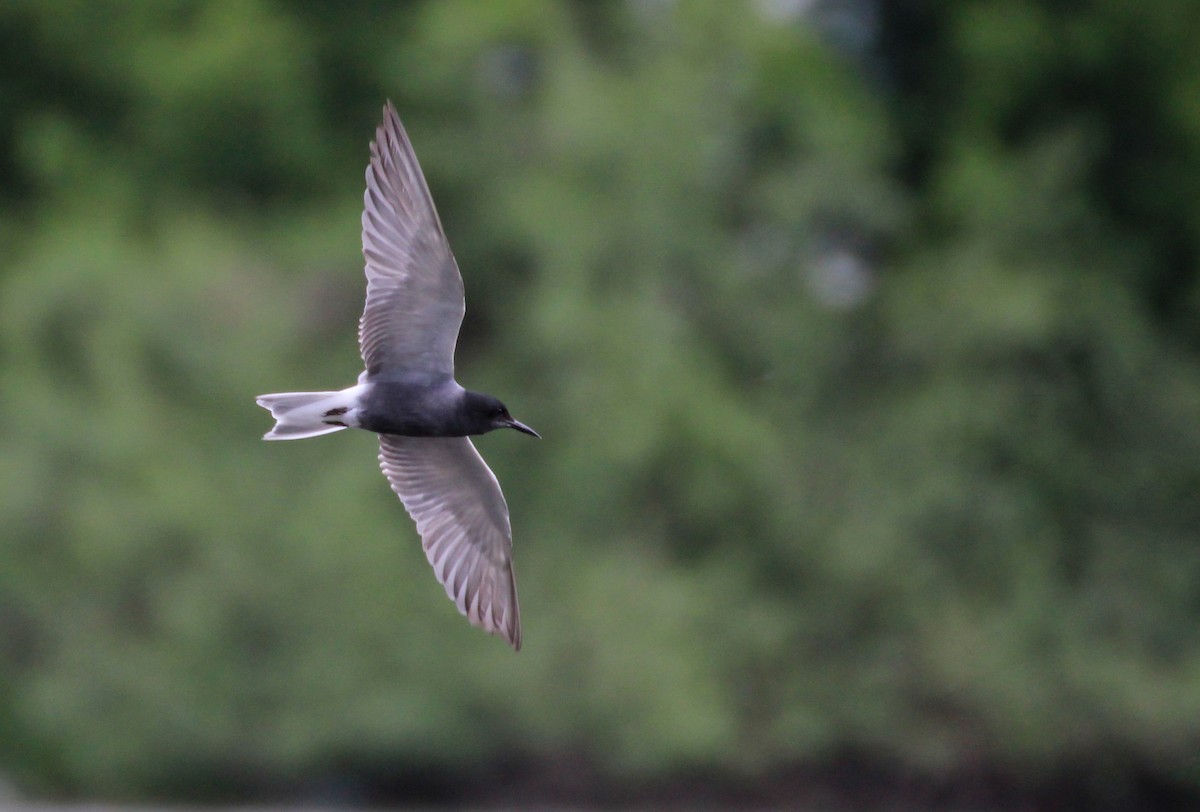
[{"x1": 257, "y1": 102, "x2": 538, "y2": 650}]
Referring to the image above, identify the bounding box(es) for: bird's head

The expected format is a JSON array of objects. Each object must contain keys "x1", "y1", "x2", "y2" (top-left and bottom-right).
[{"x1": 464, "y1": 392, "x2": 540, "y2": 438}]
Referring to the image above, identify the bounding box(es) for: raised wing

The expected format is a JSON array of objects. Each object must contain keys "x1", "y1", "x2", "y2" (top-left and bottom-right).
[
  {"x1": 378, "y1": 435, "x2": 522, "y2": 649},
  {"x1": 360, "y1": 101, "x2": 465, "y2": 379}
]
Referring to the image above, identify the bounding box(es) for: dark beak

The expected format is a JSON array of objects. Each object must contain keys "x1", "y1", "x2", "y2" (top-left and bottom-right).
[{"x1": 505, "y1": 418, "x2": 540, "y2": 438}]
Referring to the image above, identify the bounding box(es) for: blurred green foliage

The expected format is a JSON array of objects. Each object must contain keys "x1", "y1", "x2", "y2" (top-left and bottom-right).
[{"x1": 2, "y1": 0, "x2": 1200, "y2": 804}]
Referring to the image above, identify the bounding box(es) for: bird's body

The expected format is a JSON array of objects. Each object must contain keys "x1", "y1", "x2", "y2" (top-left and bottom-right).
[
  {"x1": 256, "y1": 102, "x2": 537, "y2": 650},
  {"x1": 360, "y1": 377, "x2": 465, "y2": 437}
]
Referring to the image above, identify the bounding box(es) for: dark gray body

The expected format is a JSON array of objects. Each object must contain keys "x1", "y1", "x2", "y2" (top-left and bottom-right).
[{"x1": 359, "y1": 377, "x2": 493, "y2": 437}]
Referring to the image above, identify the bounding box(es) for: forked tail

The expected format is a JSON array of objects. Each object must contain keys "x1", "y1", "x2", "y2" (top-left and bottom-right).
[{"x1": 255, "y1": 387, "x2": 364, "y2": 440}]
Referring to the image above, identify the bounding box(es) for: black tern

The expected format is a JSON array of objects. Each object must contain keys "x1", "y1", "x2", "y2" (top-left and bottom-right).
[{"x1": 257, "y1": 102, "x2": 538, "y2": 650}]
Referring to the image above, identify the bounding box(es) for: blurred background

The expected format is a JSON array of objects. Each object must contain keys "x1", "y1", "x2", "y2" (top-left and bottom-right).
[{"x1": 2, "y1": 0, "x2": 1200, "y2": 809}]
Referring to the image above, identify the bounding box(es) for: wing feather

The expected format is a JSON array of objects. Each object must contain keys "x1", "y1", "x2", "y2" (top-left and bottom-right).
[
  {"x1": 359, "y1": 102, "x2": 465, "y2": 379},
  {"x1": 378, "y1": 435, "x2": 522, "y2": 650}
]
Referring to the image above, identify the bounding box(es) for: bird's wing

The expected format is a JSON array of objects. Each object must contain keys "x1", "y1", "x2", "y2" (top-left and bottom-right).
[
  {"x1": 378, "y1": 434, "x2": 522, "y2": 650},
  {"x1": 360, "y1": 101, "x2": 465, "y2": 379}
]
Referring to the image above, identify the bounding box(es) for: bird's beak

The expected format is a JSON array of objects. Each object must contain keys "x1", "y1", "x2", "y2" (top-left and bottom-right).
[{"x1": 505, "y1": 418, "x2": 540, "y2": 438}]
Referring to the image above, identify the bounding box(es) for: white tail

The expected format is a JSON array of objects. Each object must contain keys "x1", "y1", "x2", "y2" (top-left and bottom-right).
[{"x1": 255, "y1": 385, "x2": 367, "y2": 440}]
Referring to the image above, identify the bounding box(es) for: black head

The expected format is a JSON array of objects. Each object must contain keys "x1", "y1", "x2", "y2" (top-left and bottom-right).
[{"x1": 462, "y1": 391, "x2": 540, "y2": 438}]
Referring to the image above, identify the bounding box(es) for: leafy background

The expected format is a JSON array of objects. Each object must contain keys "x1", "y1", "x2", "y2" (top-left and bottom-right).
[{"x1": 2, "y1": 0, "x2": 1199, "y2": 807}]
